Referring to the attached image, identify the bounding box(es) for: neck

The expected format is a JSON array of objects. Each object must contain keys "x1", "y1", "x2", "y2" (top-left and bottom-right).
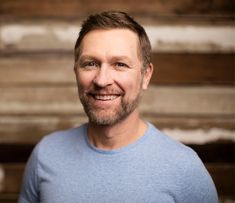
[{"x1": 87, "y1": 110, "x2": 147, "y2": 150}]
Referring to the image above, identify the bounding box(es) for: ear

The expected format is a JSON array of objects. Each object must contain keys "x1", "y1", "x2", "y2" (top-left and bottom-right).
[{"x1": 142, "y1": 63, "x2": 154, "y2": 90}]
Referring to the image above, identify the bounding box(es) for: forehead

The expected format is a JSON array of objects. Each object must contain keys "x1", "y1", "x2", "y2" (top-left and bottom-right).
[{"x1": 79, "y1": 29, "x2": 140, "y2": 60}]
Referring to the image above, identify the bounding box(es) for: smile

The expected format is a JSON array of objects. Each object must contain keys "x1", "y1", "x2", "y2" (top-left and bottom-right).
[{"x1": 92, "y1": 94, "x2": 119, "y2": 101}]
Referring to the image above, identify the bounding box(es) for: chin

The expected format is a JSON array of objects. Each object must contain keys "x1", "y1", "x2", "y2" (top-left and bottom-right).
[{"x1": 88, "y1": 112, "x2": 121, "y2": 126}]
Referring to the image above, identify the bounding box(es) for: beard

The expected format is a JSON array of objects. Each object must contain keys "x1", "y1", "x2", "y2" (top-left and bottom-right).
[{"x1": 79, "y1": 88, "x2": 142, "y2": 126}]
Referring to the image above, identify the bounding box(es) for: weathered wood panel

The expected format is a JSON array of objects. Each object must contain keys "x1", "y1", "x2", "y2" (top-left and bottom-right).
[
  {"x1": 151, "y1": 53, "x2": 235, "y2": 85},
  {"x1": 0, "y1": 0, "x2": 234, "y2": 23},
  {"x1": 0, "y1": 115, "x2": 87, "y2": 144},
  {"x1": 206, "y1": 164, "x2": 235, "y2": 197},
  {"x1": 0, "y1": 1, "x2": 234, "y2": 202},
  {"x1": 0, "y1": 53, "x2": 234, "y2": 85},
  {"x1": 0, "y1": 164, "x2": 24, "y2": 193},
  {"x1": 0, "y1": 145, "x2": 33, "y2": 163},
  {"x1": 145, "y1": 114, "x2": 235, "y2": 130},
  {"x1": 0, "y1": 86, "x2": 234, "y2": 145},
  {"x1": 189, "y1": 143, "x2": 235, "y2": 163},
  {"x1": 0, "y1": 193, "x2": 18, "y2": 203},
  {"x1": 142, "y1": 86, "x2": 235, "y2": 115},
  {"x1": 0, "y1": 86, "x2": 234, "y2": 116},
  {"x1": 1, "y1": 24, "x2": 234, "y2": 52},
  {"x1": 0, "y1": 115, "x2": 234, "y2": 144},
  {"x1": 0, "y1": 53, "x2": 75, "y2": 85}
]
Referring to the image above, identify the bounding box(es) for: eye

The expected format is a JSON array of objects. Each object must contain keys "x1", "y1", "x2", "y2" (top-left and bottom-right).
[
  {"x1": 81, "y1": 61, "x2": 99, "y2": 68},
  {"x1": 87, "y1": 61, "x2": 97, "y2": 67},
  {"x1": 115, "y1": 62, "x2": 128, "y2": 68}
]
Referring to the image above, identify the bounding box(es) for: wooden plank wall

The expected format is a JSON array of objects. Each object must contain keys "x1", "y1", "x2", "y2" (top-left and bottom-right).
[{"x1": 0, "y1": 0, "x2": 234, "y2": 202}]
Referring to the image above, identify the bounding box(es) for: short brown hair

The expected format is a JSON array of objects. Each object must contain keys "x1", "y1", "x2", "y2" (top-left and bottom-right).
[{"x1": 74, "y1": 11, "x2": 152, "y2": 68}]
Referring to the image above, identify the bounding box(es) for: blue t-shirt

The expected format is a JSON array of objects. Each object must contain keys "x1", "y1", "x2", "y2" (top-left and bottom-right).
[{"x1": 18, "y1": 122, "x2": 218, "y2": 203}]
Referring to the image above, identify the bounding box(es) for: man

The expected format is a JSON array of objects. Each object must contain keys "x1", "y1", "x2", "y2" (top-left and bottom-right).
[{"x1": 19, "y1": 11, "x2": 218, "y2": 203}]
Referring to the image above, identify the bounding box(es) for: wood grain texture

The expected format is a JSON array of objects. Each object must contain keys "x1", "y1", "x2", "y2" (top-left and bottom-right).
[
  {"x1": 0, "y1": 86, "x2": 234, "y2": 116},
  {"x1": 0, "y1": 115, "x2": 234, "y2": 144},
  {"x1": 0, "y1": 115, "x2": 87, "y2": 144},
  {"x1": 206, "y1": 164, "x2": 235, "y2": 197},
  {"x1": 0, "y1": 0, "x2": 234, "y2": 23},
  {"x1": 1, "y1": 24, "x2": 234, "y2": 53},
  {"x1": 142, "y1": 86, "x2": 235, "y2": 115},
  {"x1": 0, "y1": 164, "x2": 24, "y2": 193},
  {"x1": 0, "y1": 53, "x2": 234, "y2": 85},
  {"x1": 151, "y1": 53, "x2": 235, "y2": 85},
  {"x1": 0, "y1": 193, "x2": 18, "y2": 203},
  {"x1": 0, "y1": 1, "x2": 234, "y2": 201}
]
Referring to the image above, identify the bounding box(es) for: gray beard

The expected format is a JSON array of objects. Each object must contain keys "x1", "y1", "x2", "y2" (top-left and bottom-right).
[{"x1": 80, "y1": 93, "x2": 141, "y2": 126}]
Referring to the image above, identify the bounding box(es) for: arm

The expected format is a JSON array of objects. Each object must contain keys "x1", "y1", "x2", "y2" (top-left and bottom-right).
[
  {"x1": 18, "y1": 144, "x2": 40, "y2": 203},
  {"x1": 177, "y1": 151, "x2": 218, "y2": 203}
]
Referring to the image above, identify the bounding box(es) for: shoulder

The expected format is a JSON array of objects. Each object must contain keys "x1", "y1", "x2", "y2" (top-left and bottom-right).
[
  {"x1": 146, "y1": 122, "x2": 197, "y2": 159},
  {"x1": 31, "y1": 123, "x2": 88, "y2": 163},
  {"x1": 38, "y1": 123, "x2": 87, "y2": 150},
  {"x1": 146, "y1": 122, "x2": 218, "y2": 202},
  {"x1": 146, "y1": 122, "x2": 207, "y2": 173}
]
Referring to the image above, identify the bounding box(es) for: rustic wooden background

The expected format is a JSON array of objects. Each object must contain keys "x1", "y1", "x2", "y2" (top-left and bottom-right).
[{"x1": 0, "y1": 0, "x2": 234, "y2": 202}]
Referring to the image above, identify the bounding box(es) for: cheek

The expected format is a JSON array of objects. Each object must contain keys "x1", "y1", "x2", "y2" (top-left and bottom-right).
[
  {"x1": 116, "y1": 72, "x2": 142, "y2": 95},
  {"x1": 76, "y1": 71, "x2": 94, "y2": 90}
]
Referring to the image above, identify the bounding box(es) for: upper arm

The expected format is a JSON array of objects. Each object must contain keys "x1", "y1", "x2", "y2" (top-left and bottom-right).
[
  {"x1": 18, "y1": 144, "x2": 40, "y2": 203},
  {"x1": 177, "y1": 151, "x2": 218, "y2": 203}
]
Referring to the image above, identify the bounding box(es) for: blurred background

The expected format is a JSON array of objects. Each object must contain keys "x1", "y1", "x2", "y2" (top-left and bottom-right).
[{"x1": 0, "y1": 0, "x2": 234, "y2": 202}]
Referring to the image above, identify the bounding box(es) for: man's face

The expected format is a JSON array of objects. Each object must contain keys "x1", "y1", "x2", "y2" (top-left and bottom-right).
[{"x1": 74, "y1": 29, "x2": 152, "y2": 125}]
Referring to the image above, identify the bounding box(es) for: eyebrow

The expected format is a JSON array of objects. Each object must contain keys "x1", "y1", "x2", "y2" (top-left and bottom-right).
[
  {"x1": 79, "y1": 55, "x2": 133, "y2": 64},
  {"x1": 78, "y1": 55, "x2": 98, "y2": 62},
  {"x1": 110, "y1": 56, "x2": 132, "y2": 63}
]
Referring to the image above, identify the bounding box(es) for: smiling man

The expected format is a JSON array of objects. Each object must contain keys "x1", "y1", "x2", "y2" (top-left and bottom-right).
[
  {"x1": 19, "y1": 11, "x2": 218, "y2": 203},
  {"x1": 75, "y1": 28, "x2": 152, "y2": 150}
]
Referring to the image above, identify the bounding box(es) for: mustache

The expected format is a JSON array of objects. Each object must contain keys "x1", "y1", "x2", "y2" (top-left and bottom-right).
[{"x1": 84, "y1": 86, "x2": 123, "y2": 95}]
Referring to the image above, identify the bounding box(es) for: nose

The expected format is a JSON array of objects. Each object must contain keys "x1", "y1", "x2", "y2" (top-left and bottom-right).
[{"x1": 93, "y1": 65, "x2": 113, "y2": 87}]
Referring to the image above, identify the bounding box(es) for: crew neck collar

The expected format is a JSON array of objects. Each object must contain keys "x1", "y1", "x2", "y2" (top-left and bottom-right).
[{"x1": 84, "y1": 122, "x2": 152, "y2": 155}]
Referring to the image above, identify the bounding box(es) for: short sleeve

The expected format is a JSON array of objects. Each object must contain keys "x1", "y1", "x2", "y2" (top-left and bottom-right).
[{"x1": 18, "y1": 144, "x2": 40, "y2": 203}]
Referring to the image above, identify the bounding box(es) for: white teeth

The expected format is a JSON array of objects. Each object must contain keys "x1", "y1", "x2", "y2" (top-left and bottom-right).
[{"x1": 94, "y1": 95, "x2": 118, "y2": 101}]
